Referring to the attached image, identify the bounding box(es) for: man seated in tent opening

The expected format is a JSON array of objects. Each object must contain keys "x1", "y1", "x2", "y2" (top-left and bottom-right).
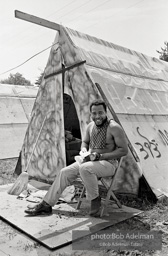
[{"x1": 25, "y1": 99, "x2": 128, "y2": 217}]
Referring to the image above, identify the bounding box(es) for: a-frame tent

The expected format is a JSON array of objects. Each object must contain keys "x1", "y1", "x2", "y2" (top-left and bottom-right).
[
  {"x1": 0, "y1": 83, "x2": 38, "y2": 159},
  {"x1": 15, "y1": 11, "x2": 168, "y2": 200}
]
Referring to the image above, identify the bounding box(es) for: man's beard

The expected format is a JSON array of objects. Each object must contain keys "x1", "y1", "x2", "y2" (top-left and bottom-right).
[{"x1": 95, "y1": 117, "x2": 108, "y2": 127}]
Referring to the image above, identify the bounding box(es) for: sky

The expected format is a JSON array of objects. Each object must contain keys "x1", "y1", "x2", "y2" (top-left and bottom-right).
[{"x1": 0, "y1": 0, "x2": 168, "y2": 85}]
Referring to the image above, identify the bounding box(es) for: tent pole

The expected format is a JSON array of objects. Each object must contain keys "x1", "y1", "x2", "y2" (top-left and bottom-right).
[
  {"x1": 15, "y1": 10, "x2": 60, "y2": 31},
  {"x1": 44, "y1": 60, "x2": 86, "y2": 79}
]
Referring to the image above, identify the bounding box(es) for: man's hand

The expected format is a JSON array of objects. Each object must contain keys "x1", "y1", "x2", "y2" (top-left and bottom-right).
[
  {"x1": 79, "y1": 147, "x2": 87, "y2": 155},
  {"x1": 80, "y1": 149, "x2": 101, "y2": 162},
  {"x1": 83, "y1": 155, "x2": 91, "y2": 162},
  {"x1": 79, "y1": 148, "x2": 90, "y2": 162},
  {"x1": 83, "y1": 152, "x2": 101, "y2": 162},
  {"x1": 90, "y1": 152, "x2": 101, "y2": 161}
]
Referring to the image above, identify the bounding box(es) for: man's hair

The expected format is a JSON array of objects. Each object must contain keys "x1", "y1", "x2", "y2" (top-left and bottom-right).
[{"x1": 90, "y1": 99, "x2": 107, "y2": 112}]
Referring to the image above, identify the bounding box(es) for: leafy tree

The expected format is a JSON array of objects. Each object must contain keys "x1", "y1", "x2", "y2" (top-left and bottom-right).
[
  {"x1": 0, "y1": 72, "x2": 33, "y2": 86},
  {"x1": 35, "y1": 71, "x2": 44, "y2": 86},
  {"x1": 157, "y1": 41, "x2": 168, "y2": 62}
]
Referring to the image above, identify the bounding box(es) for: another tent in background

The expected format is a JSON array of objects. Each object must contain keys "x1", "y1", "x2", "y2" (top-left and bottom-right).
[{"x1": 0, "y1": 83, "x2": 38, "y2": 159}]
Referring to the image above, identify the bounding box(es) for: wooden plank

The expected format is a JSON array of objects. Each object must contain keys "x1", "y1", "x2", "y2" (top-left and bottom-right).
[
  {"x1": 44, "y1": 61, "x2": 86, "y2": 79},
  {"x1": 0, "y1": 184, "x2": 142, "y2": 250},
  {"x1": 15, "y1": 10, "x2": 60, "y2": 31}
]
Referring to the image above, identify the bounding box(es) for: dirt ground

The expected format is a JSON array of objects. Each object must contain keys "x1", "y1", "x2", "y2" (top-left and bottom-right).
[{"x1": 0, "y1": 158, "x2": 168, "y2": 256}]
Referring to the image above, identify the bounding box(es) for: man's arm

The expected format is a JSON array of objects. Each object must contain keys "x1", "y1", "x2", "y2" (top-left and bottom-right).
[
  {"x1": 100, "y1": 124, "x2": 128, "y2": 160},
  {"x1": 80, "y1": 123, "x2": 91, "y2": 152}
]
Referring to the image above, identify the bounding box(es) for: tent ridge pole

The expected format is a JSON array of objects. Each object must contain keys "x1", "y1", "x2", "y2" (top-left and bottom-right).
[
  {"x1": 15, "y1": 10, "x2": 60, "y2": 31},
  {"x1": 44, "y1": 60, "x2": 86, "y2": 79}
]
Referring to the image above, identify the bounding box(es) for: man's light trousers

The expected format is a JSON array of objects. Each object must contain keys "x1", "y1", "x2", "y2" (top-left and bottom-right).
[{"x1": 44, "y1": 160, "x2": 116, "y2": 206}]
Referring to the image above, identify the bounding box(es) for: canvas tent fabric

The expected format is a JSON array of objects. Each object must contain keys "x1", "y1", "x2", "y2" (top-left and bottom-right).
[
  {"x1": 19, "y1": 25, "x2": 168, "y2": 198},
  {"x1": 0, "y1": 84, "x2": 38, "y2": 159}
]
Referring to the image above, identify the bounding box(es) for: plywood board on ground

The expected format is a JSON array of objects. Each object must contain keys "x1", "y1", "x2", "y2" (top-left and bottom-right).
[{"x1": 0, "y1": 184, "x2": 142, "y2": 250}]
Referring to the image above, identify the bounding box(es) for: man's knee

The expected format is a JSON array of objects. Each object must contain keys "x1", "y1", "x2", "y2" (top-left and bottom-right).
[
  {"x1": 59, "y1": 167, "x2": 69, "y2": 178},
  {"x1": 79, "y1": 163, "x2": 92, "y2": 176},
  {"x1": 59, "y1": 164, "x2": 79, "y2": 183}
]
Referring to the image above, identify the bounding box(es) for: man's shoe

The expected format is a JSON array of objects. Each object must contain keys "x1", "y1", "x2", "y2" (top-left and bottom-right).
[
  {"x1": 89, "y1": 196, "x2": 101, "y2": 216},
  {"x1": 25, "y1": 201, "x2": 52, "y2": 216}
]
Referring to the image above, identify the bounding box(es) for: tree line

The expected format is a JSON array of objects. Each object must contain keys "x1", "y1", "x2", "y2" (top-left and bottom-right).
[
  {"x1": 0, "y1": 72, "x2": 43, "y2": 86},
  {"x1": 157, "y1": 41, "x2": 168, "y2": 62}
]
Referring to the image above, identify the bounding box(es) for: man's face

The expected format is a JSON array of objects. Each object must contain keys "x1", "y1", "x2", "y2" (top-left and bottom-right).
[{"x1": 90, "y1": 104, "x2": 107, "y2": 126}]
